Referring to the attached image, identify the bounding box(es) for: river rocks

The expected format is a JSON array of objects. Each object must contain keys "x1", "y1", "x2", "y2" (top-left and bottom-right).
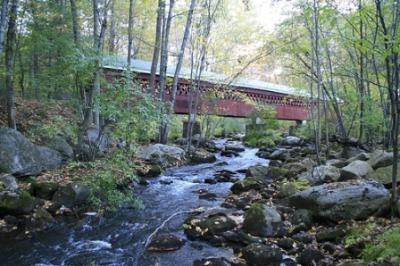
[
  {"x1": 291, "y1": 209, "x2": 313, "y2": 229},
  {"x1": 0, "y1": 128, "x2": 63, "y2": 176},
  {"x1": 268, "y1": 149, "x2": 289, "y2": 161},
  {"x1": 231, "y1": 178, "x2": 261, "y2": 194},
  {"x1": 190, "y1": 149, "x2": 217, "y2": 164},
  {"x1": 297, "y1": 248, "x2": 325, "y2": 266},
  {"x1": 223, "y1": 190, "x2": 263, "y2": 209},
  {"x1": 146, "y1": 234, "x2": 184, "y2": 252},
  {"x1": 242, "y1": 243, "x2": 283, "y2": 266},
  {"x1": 242, "y1": 203, "x2": 283, "y2": 237},
  {"x1": 289, "y1": 181, "x2": 390, "y2": 221},
  {"x1": 184, "y1": 213, "x2": 236, "y2": 241},
  {"x1": 136, "y1": 161, "x2": 162, "y2": 178},
  {"x1": 52, "y1": 183, "x2": 90, "y2": 208},
  {"x1": 0, "y1": 174, "x2": 18, "y2": 192},
  {"x1": 31, "y1": 181, "x2": 59, "y2": 200},
  {"x1": 369, "y1": 150, "x2": 393, "y2": 169},
  {"x1": 28, "y1": 207, "x2": 56, "y2": 231},
  {"x1": 193, "y1": 257, "x2": 232, "y2": 266},
  {"x1": 245, "y1": 165, "x2": 268, "y2": 181},
  {"x1": 278, "y1": 182, "x2": 299, "y2": 198},
  {"x1": 326, "y1": 159, "x2": 347, "y2": 168},
  {"x1": 137, "y1": 144, "x2": 186, "y2": 168},
  {"x1": 283, "y1": 162, "x2": 307, "y2": 178},
  {"x1": 315, "y1": 225, "x2": 347, "y2": 243},
  {"x1": 214, "y1": 170, "x2": 239, "y2": 183},
  {"x1": 282, "y1": 136, "x2": 302, "y2": 146},
  {"x1": 340, "y1": 160, "x2": 373, "y2": 180},
  {"x1": 299, "y1": 165, "x2": 341, "y2": 185},
  {"x1": 0, "y1": 191, "x2": 36, "y2": 216},
  {"x1": 224, "y1": 142, "x2": 245, "y2": 152}
]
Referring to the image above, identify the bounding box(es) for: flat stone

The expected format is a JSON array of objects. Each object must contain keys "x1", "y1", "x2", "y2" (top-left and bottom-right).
[{"x1": 146, "y1": 234, "x2": 184, "y2": 252}]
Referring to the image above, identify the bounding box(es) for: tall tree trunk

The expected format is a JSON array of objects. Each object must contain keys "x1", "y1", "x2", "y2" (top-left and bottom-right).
[
  {"x1": 149, "y1": 0, "x2": 164, "y2": 91},
  {"x1": 127, "y1": 0, "x2": 134, "y2": 65},
  {"x1": 5, "y1": 0, "x2": 18, "y2": 129},
  {"x1": 161, "y1": 0, "x2": 196, "y2": 142},
  {"x1": 70, "y1": 0, "x2": 80, "y2": 45},
  {"x1": 158, "y1": 0, "x2": 175, "y2": 143},
  {"x1": 0, "y1": 0, "x2": 9, "y2": 55},
  {"x1": 358, "y1": 0, "x2": 366, "y2": 143},
  {"x1": 108, "y1": 0, "x2": 116, "y2": 54}
]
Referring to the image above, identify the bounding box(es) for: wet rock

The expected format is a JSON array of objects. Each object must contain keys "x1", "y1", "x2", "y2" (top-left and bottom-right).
[
  {"x1": 231, "y1": 178, "x2": 261, "y2": 194},
  {"x1": 255, "y1": 150, "x2": 270, "y2": 159},
  {"x1": 190, "y1": 149, "x2": 217, "y2": 164},
  {"x1": 137, "y1": 144, "x2": 186, "y2": 168},
  {"x1": 242, "y1": 243, "x2": 283, "y2": 266},
  {"x1": 0, "y1": 191, "x2": 36, "y2": 216},
  {"x1": 214, "y1": 170, "x2": 239, "y2": 183},
  {"x1": 0, "y1": 174, "x2": 18, "y2": 192},
  {"x1": 31, "y1": 181, "x2": 59, "y2": 200},
  {"x1": 299, "y1": 165, "x2": 341, "y2": 185},
  {"x1": 146, "y1": 234, "x2": 184, "y2": 252},
  {"x1": 52, "y1": 183, "x2": 90, "y2": 208},
  {"x1": 245, "y1": 165, "x2": 268, "y2": 181},
  {"x1": 297, "y1": 248, "x2": 325, "y2": 266},
  {"x1": 340, "y1": 160, "x2": 373, "y2": 180},
  {"x1": 289, "y1": 181, "x2": 390, "y2": 221},
  {"x1": 282, "y1": 257, "x2": 297, "y2": 266},
  {"x1": 368, "y1": 150, "x2": 393, "y2": 169},
  {"x1": 269, "y1": 149, "x2": 289, "y2": 161},
  {"x1": 0, "y1": 128, "x2": 63, "y2": 176},
  {"x1": 136, "y1": 162, "x2": 162, "y2": 178},
  {"x1": 199, "y1": 191, "x2": 217, "y2": 201},
  {"x1": 28, "y1": 207, "x2": 56, "y2": 231},
  {"x1": 160, "y1": 180, "x2": 173, "y2": 185},
  {"x1": 277, "y1": 238, "x2": 295, "y2": 250},
  {"x1": 316, "y1": 226, "x2": 347, "y2": 243},
  {"x1": 292, "y1": 232, "x2": 314, "y2": 244},
  {"x1": 282, "y1": 136, "x2": 302, "y2": 146},
  {"x1": 221, "y1": 150, "x2": 240, "y2": 157},
  {"x1": 184, "y1": 213, "x2": 236, "y2": 240},
  {"x1": 242, "y1": 203, "x2": 283, "y2": 237},
  {"x1": 193, "y1": 257, "x2": 231, "y2": 266},
  {"x1": 224, "y1": 143, "x2": 245, "y2": 152},
  {"x1": 223, "y1": 190, "x2": 263, "y2": 209},
  {"x1": 269, "y1": 160, "x2": 283, "y2": 167},
  {"x1": 205, "y1": 178, "x2": 218, "y2": 184},
  {"x1": 291, "y1": 209, "x2": 313, "y2": 229}
]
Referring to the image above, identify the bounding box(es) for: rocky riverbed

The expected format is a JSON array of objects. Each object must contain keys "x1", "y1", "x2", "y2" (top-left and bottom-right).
[{"x1": 1, "y1": 131, "x2": 399, "y2": 265}]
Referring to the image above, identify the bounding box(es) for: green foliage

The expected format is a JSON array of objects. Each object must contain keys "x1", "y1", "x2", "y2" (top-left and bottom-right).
[
  {"x1": 28, "y1": 115, "x2": 78, "y2": 144},
  {"x1": 98, "y1": 71, "x2": 159, "y2": 150},
  {"x1": 77, "y1": 151, "x2": 141, "y2": 212},
  {"x1": 345, "y1": 222, "x2": 377, "y2": 248},
  {"x1": 244, "y1": 128, "x2": 283, "y2": 148},
  {"x1": 361, "y1": 225, "x2": 400, "y2": 262}
]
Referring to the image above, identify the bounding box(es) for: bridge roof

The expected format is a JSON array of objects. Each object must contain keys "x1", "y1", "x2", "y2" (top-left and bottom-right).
[{"x1": 103, "y1": 57, "x2": 306, "y2": 97}]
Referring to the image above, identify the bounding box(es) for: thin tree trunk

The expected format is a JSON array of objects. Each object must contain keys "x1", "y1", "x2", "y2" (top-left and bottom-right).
[
  {"x1": 108, "y1": 0, "x2": 116, "y2": 54},
  {"x1": 149, "y1": 0, "x2": 164, "y2": 91},
  {"x1": 127, "y1": 0, "x2": 134, "y2": 65},
  {"x1": 162, "y1": 0, "x2": 196, "y2": 142},
  {"x1": 5, "y1": 0, "x2": 18, "y2": 129},
  {"x1": 0, "y1": 0, "x2": 9, "y2": 55},
  {"x1": 158, "y1": 0, "x2": 175, "y2": 143},
  {"x1": 70, "y1": 0, "x2": 80, "y2": 45}
]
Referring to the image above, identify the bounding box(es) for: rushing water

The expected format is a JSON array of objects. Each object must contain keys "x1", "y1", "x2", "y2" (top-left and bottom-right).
[{"x1": 0, "y1": 140, "x2": 268, "y2": 266}]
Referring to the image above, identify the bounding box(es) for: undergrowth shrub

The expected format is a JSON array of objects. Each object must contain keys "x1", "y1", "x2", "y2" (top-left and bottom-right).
[{"x1": 361, "y1": 225, "x2": 400, "y2": 262}]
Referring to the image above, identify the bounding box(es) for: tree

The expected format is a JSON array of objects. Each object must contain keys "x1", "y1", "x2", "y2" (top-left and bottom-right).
[
  {"x1": 5, "y1": 0, "x2": 18, "y2": 129},
  {"x1": 127, "y1": 0, "x2": 134, "y2": 65},
  {"x1": 0, "y1": 0, "x2": 9, "y2": 55},
  {"x1": 149, "y1": 0, "x2": 165, "y2": 91}
]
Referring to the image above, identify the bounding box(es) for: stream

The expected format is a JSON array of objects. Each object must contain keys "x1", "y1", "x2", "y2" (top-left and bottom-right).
[{"x1": 0, "y1": 139, "x2": 268, "y2": 266}]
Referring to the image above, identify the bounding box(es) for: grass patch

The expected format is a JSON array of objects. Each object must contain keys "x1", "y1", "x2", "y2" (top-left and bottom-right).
[{"x1": 361, "y1": 225, "x2": 400, "y2": 262}]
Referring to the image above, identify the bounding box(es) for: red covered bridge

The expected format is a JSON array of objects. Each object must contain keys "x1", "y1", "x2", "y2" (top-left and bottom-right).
[{"x1": 103, "y1": 58, "x2": 311, "y2": 123}]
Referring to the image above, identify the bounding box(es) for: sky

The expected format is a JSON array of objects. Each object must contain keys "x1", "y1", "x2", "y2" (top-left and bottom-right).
[{"x1": 251, "y1": 0, "x2": 295, "y2": 31}]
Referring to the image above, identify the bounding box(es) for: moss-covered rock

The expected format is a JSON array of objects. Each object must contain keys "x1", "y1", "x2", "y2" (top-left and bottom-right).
[
  {"x1": 31, "y1": 181, "x2": 59, "y2": 200},
  {"x1": 231, "y1": 178, "x2": 261, "y2": 194},
  {"x1": 0, "y1": 191, "x2": 36, "y2": 216},
  {"x1": 184, "y1": 213, "x2": 236, "y2": 240},
  {"x1": 242, "y1": 203, "x2": 283, "y2": 237},
  {"x1": 52, "y1": 183, "x2": 90, "y2": 208}
]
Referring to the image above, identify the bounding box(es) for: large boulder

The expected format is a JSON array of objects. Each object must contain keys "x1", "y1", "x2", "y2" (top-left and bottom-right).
[
  {"x1": 0, "y1": 191, "x2": 36, "y2": 216},
  {"x1": 189, "y1": 149, "x2": 216, "y2": 164},
  {"x1": 45, "y1": 135, "x2": 74, "y2": 160},
  {"x1": 340, "y1": 160, "x2": 373, "y2": 180},
  {"x1": 289, "y1": 181, "x2": 390, "y2": 221},
  {"x1": 52, "y1": 183, "x2": 90, "y2": 208},
  {"x1": 242, "y1": 203, "x2": 283, "y2": 237},
  {"x1": 242, "y1": 243, "x2": 283, "y2": 266},
  {"x1": 282, "y1": 136, "x2": 302, "y2": 146},
  {"x1": 137, "y1": 144, "x2": 186, "y2": 168},
  {"x1": 0, "y1": 174, "x2": 18, "y2": 192},
  {"x1": 299, "y1": 165, "x2": 341, "y2": 185},
  {"x1": 369, "y1": 150, "x2": 393, "y2": 170},
  {"x1": 0, "y1": 128, "x2": 63, "y2": 176}
]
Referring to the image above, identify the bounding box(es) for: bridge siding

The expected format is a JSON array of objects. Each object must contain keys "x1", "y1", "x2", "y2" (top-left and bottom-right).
[{"x1": 103, "y1": 68, "x2": 310, "y2": 121}]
